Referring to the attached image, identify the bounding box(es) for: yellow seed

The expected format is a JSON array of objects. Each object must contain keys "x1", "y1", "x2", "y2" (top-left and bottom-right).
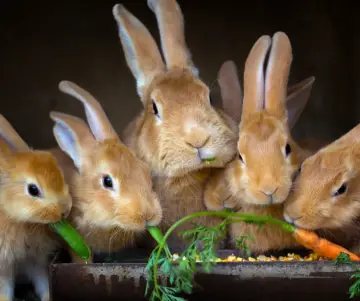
[{"x1": 227, "y1": 255, "x2": 236, "y2": 262}]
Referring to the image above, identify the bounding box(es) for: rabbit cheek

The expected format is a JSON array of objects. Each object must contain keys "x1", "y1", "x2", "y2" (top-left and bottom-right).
[
  {"x1": 228, "y1": 161, "x2": 246, "y2": 199},
  {"x1": 272, "y1": 183, "x2": 292, "y2": 205},
  {"x1": 28, "y1": 204, "x2": 62, "y2": 224},
  {"x1": 285, "y1": 200, "x2": 323, "y2": 230},
  {"x1": 116, "y1": 199, "x2": 147, "y2": 231},
  {"x1": 61, "y1": 198, "x2": 72, "y2": 218},
  {"x1": 149, "y1": 196, "x2": 162, "y2": 226}
]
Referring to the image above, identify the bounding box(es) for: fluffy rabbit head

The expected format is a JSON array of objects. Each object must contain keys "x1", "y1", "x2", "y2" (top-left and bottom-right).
[
  {"x1": 112, "y1": 0, "x2": 237, "y2": 177},
  {"x1": 0, "y1": 115, "x2": 71, "y2": 224},
  {"x1": 51, "y1": 81, "x2": 162, "y2": 231},
  {"x1": 229, "y1": 32, "x2": 312, "y2": 206},
  {"x1": 284, "y1": 124, "x2": 360, "y2": 230}
]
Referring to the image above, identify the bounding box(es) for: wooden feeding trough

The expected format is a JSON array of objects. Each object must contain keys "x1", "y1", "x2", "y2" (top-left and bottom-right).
[{"x1": 49, "y1": 248, "x2": 359, "y2": 301}]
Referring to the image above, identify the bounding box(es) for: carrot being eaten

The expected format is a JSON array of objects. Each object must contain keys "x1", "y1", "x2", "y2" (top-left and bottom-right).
[{"x1": 292, "y1": 228, "x2": 360, "y2": 261}]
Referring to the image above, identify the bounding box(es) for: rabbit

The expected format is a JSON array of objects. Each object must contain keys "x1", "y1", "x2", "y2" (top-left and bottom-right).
[
  {"x1": 48, "y1": 80, "x2": 163, "y2": 263},
  {"x1": 204, "y1": 32, "x2": 321, "y2": 255},
  {"x1": 0, "y1": 114, "x2": 72, "y2": 301},
  {"x1": 111, "y1": 0, "x2": 238, "y2": 249},
  {"x1": 284, "y1": 123, "x2": 360, "y2": 254}
]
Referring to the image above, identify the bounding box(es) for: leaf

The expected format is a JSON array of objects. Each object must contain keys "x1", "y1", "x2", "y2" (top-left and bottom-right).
[
  {"x1": 235, "y1": 234, "x2": 254, "y2": 257},
  {"x1": 350, "y1": 274, "x2": 360, "y2": 280},
  {"x1": 159, "y1": 286, "x2": 186, "y2": 301},
  {"x1": 349, "y1": 279, "x2": 360, "y2": 298},
  {"x1": 160, "y1": 258, "x2": 173, "y2": 274},
  {"x1": 335, "y1": 252, "x2": 351, "y2": 265}
]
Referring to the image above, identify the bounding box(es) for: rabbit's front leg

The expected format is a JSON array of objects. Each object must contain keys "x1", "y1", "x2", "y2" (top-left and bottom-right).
[
  {"x1": 204, "y1": 168, "x2": 238, "y2": 212},
  {"x1": 0, "y1": 264, "x2": 14, "y2": 301},
  {"x1": 24, "y1": 259, "x2": 50, "y2": 301}
]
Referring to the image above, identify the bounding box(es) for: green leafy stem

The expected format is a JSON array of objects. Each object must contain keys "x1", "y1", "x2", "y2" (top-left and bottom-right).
[{"x1": 147, "y1": 211, "x2": 296, "y2": 301}]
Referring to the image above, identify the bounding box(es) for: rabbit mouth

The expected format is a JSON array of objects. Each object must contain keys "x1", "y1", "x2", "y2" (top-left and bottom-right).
[
  {"x1": 114, "y1": 220, "x2": 148, "y2": 232},
  {"x1": 244, "y1": 193, "x2": 286, "y2": 207}
]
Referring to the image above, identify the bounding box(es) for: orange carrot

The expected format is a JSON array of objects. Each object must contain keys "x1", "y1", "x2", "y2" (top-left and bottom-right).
[{"x1": 293, "y1": 228, "x2": 360, "y2": 261}]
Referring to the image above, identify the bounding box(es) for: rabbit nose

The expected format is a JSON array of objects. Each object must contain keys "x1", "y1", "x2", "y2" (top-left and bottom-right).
[{"x1": 184, "y1": 130, "x2": 210, "y2": 149}]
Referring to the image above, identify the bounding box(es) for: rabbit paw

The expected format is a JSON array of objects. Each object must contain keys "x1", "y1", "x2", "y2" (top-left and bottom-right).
[{"x1": 204, "y1": 190, "x2": 225, "y2": 211}]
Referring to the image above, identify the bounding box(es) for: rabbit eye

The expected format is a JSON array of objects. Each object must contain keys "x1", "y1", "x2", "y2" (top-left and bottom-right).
[
  {"x1": 102, "y1": 175, "x2": 113, "y2": 189},
  {"x1": 238, "y1": 153, "x2": 244, "y2": 163},
  {"x1": 334, "y1": 184, "x2": 347, "y2": 197},
  {"x1": 27, "y1": 184, "x2": 40, "y2": 197},
  {"x1": 285, "y1": 143, "x2": 291, "y2": 156},
  {"x1": 152, "y1": 101, "x2": 159, "y2": 116}
]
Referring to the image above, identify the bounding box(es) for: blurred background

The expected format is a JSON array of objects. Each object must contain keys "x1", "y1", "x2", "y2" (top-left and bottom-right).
[{"x1": 0, "y1": 0, "x2": 357, "y2": 148}]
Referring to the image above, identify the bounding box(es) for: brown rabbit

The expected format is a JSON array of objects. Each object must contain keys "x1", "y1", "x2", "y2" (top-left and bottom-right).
[
  {"x1": 204, "y1": 32, "x2": 319, "y2": 255},
  {"x1": 49, "y1": 80, "x2": 162, "y2": 262},
  {"x1": 0, "y1": 114, "x2": 71, "y2": 301},
  {"x1": 284, "y1": 123, "x2": 360, "y2": 254},
  {"x1": 112, "y1": 0, "x2": 238, "y2": 249}
]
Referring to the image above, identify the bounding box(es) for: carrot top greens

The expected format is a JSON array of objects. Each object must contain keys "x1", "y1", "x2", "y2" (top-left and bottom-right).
[
  {"x1": 146, "y1": 210, "x2": 360, "y2": 301},
  {"x1": 335, "y1": 252, "x2": 360, "y2": 298},
  {"x1": 145, "y1": 210, "x2": 295, "y2": 301}
]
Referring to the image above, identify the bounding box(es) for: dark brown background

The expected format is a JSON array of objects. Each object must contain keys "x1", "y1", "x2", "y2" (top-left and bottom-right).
[{"x1": 0, "y1": 0, "x2": 357, "y2": 149}]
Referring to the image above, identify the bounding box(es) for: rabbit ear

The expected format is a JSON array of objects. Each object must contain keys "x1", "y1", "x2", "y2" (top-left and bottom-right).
[
  {"x1": 329, "y1": 124, "x2": 360, "y2": 147},
  {"x1": 242, "y1": 35, "x2": 272, "y2": 120},
  {"x1": 59, "y1": 81, "x2": 119, "y2": 142},
  {"x1": 147, "y1": 0, "x2": 199, "y2": 76},
  {"x1": 0, "y1": 114, "x2": 29, "y2": 152},
  {"x1": 112, "y1": 4, "x2": 165, "y2": 98},
  {"x1": 217, "y1": 60, "x2": 243, "y2": 123},
  {"x1": 50, "y1": 112, "x2": 94, "y2": 170},
  {"x1": 264, "y1": 32, "x2": 292, "y2": 120},
  {"x1": 286, "y1": 76, "x2": 315, "y2": 129}
]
